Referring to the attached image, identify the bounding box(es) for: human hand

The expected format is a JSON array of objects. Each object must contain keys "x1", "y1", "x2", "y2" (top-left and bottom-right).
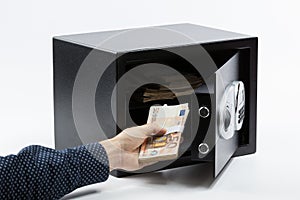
[{"x1": 100, "y1": 123, "x2": 167, "y2": 172}]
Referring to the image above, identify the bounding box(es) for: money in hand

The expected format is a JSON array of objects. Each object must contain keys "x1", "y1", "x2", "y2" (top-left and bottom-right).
[{"x1": 139, "y1": 103, "x2": 189, "y2": 163}]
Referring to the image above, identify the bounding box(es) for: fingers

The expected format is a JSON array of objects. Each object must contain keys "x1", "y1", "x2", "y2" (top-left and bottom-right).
[{"x1": 139, "y1": 161, "x2": 158, "y2": 169}]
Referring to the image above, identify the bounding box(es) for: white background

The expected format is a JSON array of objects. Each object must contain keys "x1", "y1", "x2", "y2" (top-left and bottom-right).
[{"x1": 0, "y1": 0, "x2": 299, "y2": 199}]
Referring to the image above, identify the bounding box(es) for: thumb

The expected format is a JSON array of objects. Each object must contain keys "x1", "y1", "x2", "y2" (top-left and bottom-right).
[
  {"x1": 122, "y1": 123, "x2": 167, "y2": 140},
  {"x1": 141, "y1": 123, "x2": 167, "y2": 137}
]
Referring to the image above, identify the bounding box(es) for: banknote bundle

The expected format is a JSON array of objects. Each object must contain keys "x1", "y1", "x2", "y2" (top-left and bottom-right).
[
  {"x1": 142, "y1": 74, "x2": 203, "y2": 102},
  {"x1": 139, "y1": 103, "x2": 189, "y2": 163}
]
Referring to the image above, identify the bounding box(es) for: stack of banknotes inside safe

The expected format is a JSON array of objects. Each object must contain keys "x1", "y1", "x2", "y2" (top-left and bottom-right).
[
  {"x1": 139, "y1": 103, "x2": 189, "y2": 163},
  {"x1": 142, "y1": 74, "x2": 203, "y2": 102},
  {"x1": 130, "y1": 73, "x2": 203, "y2": 103}
]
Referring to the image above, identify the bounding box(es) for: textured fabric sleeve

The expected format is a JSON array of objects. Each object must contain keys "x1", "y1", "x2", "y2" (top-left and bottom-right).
[{"x1": 0, "y1": 143, "x2": 110, "y2": 200}]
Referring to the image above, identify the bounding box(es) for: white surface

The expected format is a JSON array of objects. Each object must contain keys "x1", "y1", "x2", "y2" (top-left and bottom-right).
[{"x1": 0, "y1": 0, "x2": 300, "y2": 199}]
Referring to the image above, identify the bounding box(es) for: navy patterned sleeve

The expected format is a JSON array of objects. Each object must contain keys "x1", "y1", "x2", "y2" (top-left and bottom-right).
[{"x1": 0, "y1": 143, "x2": 110, "y2": 199}]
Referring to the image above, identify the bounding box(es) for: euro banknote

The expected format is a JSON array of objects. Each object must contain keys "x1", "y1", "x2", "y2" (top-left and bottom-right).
[{"x1": 139, "y1": 103, "x2": 189, "y2": 163}]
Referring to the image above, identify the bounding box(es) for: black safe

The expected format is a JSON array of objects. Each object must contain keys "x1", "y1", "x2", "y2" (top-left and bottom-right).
[{"x1": 53, "y1": 23, "x2": 257, "y2": 178}]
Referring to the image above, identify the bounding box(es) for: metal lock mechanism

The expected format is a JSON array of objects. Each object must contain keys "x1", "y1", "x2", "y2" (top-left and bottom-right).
[{"x1": 219, "y1": 81, "x2": 245, "y2": 140}]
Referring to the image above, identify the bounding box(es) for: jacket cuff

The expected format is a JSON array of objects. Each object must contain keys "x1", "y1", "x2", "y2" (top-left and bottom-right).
[{"x1": 76, "y1": 143, "x2": 110, "y2": 187}]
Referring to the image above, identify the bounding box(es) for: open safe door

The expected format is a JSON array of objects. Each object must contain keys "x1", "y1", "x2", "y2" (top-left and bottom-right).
[{"x1": 214, "y1": 52, "x2": 245, "y2": 177}]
